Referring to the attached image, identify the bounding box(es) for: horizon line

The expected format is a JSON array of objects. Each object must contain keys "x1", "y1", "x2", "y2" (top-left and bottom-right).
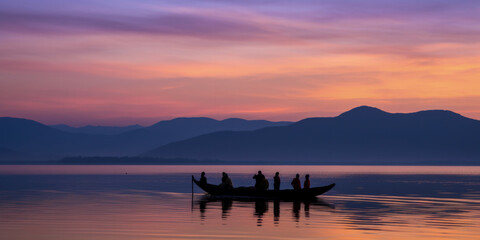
[{"x1": 2, "y1": 105, "x2": 478, "y2": 127}]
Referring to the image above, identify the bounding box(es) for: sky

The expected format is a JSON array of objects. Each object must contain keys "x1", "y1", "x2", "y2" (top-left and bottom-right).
[{"x1": 1, "y1": 0, "x2": 480, "y2": 126}]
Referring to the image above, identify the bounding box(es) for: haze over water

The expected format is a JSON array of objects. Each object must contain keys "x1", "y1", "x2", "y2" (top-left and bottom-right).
[{"x1": 1, "y1": 165, "x2": 479, "y2": 239}]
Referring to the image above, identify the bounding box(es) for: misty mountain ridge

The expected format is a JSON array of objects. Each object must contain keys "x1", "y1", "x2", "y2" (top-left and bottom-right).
[
  {"x1": 50, "y1": 124, "x2": 144, "y2": 135},
  {"x1": 2, "y1": 106, "x2": 480, "y2": 164},
  {"x1": 144, "y1": 106, "x2": 480, "y2": 165},
  {"x1": 0, "y1": 116, "x2": 291, "y2": 161}
]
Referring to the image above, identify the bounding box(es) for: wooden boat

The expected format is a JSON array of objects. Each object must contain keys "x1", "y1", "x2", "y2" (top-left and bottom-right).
[{"x1": 192, "y1": 176, "x2": 335, "y2": 199}]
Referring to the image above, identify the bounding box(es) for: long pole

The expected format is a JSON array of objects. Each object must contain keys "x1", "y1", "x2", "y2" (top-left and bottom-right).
[{"x1": 191, "y1": 175, "x2": 194, "y2": 210}]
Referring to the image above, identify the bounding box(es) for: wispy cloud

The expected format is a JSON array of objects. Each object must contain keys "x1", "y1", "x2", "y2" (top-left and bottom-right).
[
  {"x1": 1, "y1": 0, "x2": 480, "y2": 125},
  {"x1": 0, "y1": 11, "x2": 273, "y2": 40}
]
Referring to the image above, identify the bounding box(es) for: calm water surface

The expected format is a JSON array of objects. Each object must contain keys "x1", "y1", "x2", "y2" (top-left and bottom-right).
[{"x1": 1, "y1": 165, "x2": 480, "y2": 239}]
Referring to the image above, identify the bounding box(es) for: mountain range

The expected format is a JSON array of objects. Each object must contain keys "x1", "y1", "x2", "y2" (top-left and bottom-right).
[
  {"x1": 2, "y1": 106, "x2": 479, "y2": 165},
  {"x1": 0, "y1": 117, "x2": 291, "y2": 161},
  {"x1": 50, "y1": 124, "x2": 144, "y2": 135},
  {"x1": 144, "y1": 106, "x2": 480, "y2": 165}
]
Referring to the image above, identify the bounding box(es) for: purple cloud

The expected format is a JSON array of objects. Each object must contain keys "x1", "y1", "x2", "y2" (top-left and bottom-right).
[
  {"x1": 1, "y1": 0, "x2": 479, "y2": 45},
  {"x1": 0, "y1": 10, "x2": 274, "y2": 40}
]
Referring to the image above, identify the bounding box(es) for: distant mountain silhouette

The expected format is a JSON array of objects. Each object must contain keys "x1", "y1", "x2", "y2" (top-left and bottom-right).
[
  {"x1": 144, "y1": 106, "x2": 480, "y2": 165},
  {"x1": 0, "y1": 117, "x2": 291, "y2": 161},
  {"x1": 0, "y1": 117, "x2": 109, "y2": 160},
  {"x1": 99, "y1": 118, "x2": 292, "y2": 155},
  {"x1": 50, "y1": 124, "x2": 144, "y2": 135}
]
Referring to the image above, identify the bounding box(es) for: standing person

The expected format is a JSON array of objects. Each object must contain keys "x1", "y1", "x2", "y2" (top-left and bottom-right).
[
  {"x1": 304, "y1": 174, "x2": 310, "y2": 189},
  {"x1": 199, "y1": 172, "x2": 207, "y2": 185},
  {"x1": 273, "y1": 172, "x2": 281, "y2": 191},
  {"x1": 253, "y1": 170, "x2": 266, "y2": 190},
  {"x1": 291, "y1": 173, "x2": 301, "y2": 190}
]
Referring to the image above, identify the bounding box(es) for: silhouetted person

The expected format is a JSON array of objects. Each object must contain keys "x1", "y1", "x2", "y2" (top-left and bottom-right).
[
  {"x1": 221, "y1": 171, "x2": 227, "y2": 183},
  {"x1": 304, "y1": 174, "x2": 310, "y2": 189},
  {"x1": 253, "y1": 170, "x2": 268, "y2": 190},
  {"x1": 291, "y1": 173, "x2": 301, "y2": 190},
  {"x1": 273, "y1": 172, "x2": 281, "y2": 191},
  {"x1": 199, "y1": 172, "x2": 207, "y2": 185},
  {"x1": 220, "y1": 172, "x2": 233, "y2": 189}
]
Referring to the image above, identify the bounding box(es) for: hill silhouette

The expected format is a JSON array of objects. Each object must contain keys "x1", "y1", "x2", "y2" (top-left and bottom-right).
[
  {"x1": 96, "y1": 117, "x2": 292, "y2": 155},
  {"x1": 0, "y1": 117, "x2": 108, "y2": 159},
  {"x1": 50, "y1": 124, "x2": 144, "y2": 135},
  {"x1": 0, "y1": 117, "x2": 291, "y2": 161},
  {"x1": 144, "y1": 106, "x2": 480, "y2": 165}
]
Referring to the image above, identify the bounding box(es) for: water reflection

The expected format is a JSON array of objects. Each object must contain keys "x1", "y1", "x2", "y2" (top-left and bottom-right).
[
  {"x1": 222, "y1": 198, "x2": 233, "y2": 219},
  {"x1": 332, "y1": 194, "x2": 480, "y2": 231},
  {"x1": 192, "y1": 191, "x2": 480, "y2": 236},
  {"x1": 1, "y1": 166, "x2": 480, "y2": 240},
  {"x1": 196, "y1": 196, "x2": 334, "y2": 226},
  {"x1": 292, "y1": 200, "x2": 313, "y2": 221},
  {"x1": 273, "y1": 200, "x2": 280, "y2": 224},
  {"x1": 292, "y1": 201, "x2": 301, "y2": 222},
  {"x1": 254, "y1": 200, "x2": 268, "y2": 226}
]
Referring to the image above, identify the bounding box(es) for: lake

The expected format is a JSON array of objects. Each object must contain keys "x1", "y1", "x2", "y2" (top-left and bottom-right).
[{"x1": 1, "y1": 165, "x2": 480, "y2": 239}]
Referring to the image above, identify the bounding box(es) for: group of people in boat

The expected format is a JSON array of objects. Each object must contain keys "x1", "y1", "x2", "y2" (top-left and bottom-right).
[
  {"x1": 200, "y1": 171, "x2": 233, "y2": 189},
  {"x1": 199, "y1": 171, "x2": 311, "y2": 191}
]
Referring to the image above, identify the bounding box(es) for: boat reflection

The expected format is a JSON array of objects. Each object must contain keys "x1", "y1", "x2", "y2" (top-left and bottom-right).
[{"x1": 196, "y1": 195, "x2": 334, "y2": 226}]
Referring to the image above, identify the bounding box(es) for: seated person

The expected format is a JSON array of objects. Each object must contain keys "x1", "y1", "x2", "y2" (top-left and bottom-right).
[
  {"x1": 219, "y1": 172, "x2": 233, "y2": 189},
  {"x1": 199, "y1": 172, "x2": 207, "y2": 185}
]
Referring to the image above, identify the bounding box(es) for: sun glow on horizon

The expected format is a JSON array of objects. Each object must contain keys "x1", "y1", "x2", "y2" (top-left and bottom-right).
[{"x1": 1, "y1": 0, "x2": 480, "y2": 126}]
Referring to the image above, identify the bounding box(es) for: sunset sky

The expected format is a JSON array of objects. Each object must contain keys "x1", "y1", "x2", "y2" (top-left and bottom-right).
[{"x1": 1, "y1": 0, "x2": 480, "y2": 126}]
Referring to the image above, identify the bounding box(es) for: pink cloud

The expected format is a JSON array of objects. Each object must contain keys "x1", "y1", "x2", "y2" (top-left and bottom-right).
[{"x1": 1, "y1": 0, "x2": 480, "y2": 126}]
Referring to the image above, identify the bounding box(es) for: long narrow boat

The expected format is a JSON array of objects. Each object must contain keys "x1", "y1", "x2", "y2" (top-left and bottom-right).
[{"x1": 192, "y1": 176, "x2": 335, "y2": 199}]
